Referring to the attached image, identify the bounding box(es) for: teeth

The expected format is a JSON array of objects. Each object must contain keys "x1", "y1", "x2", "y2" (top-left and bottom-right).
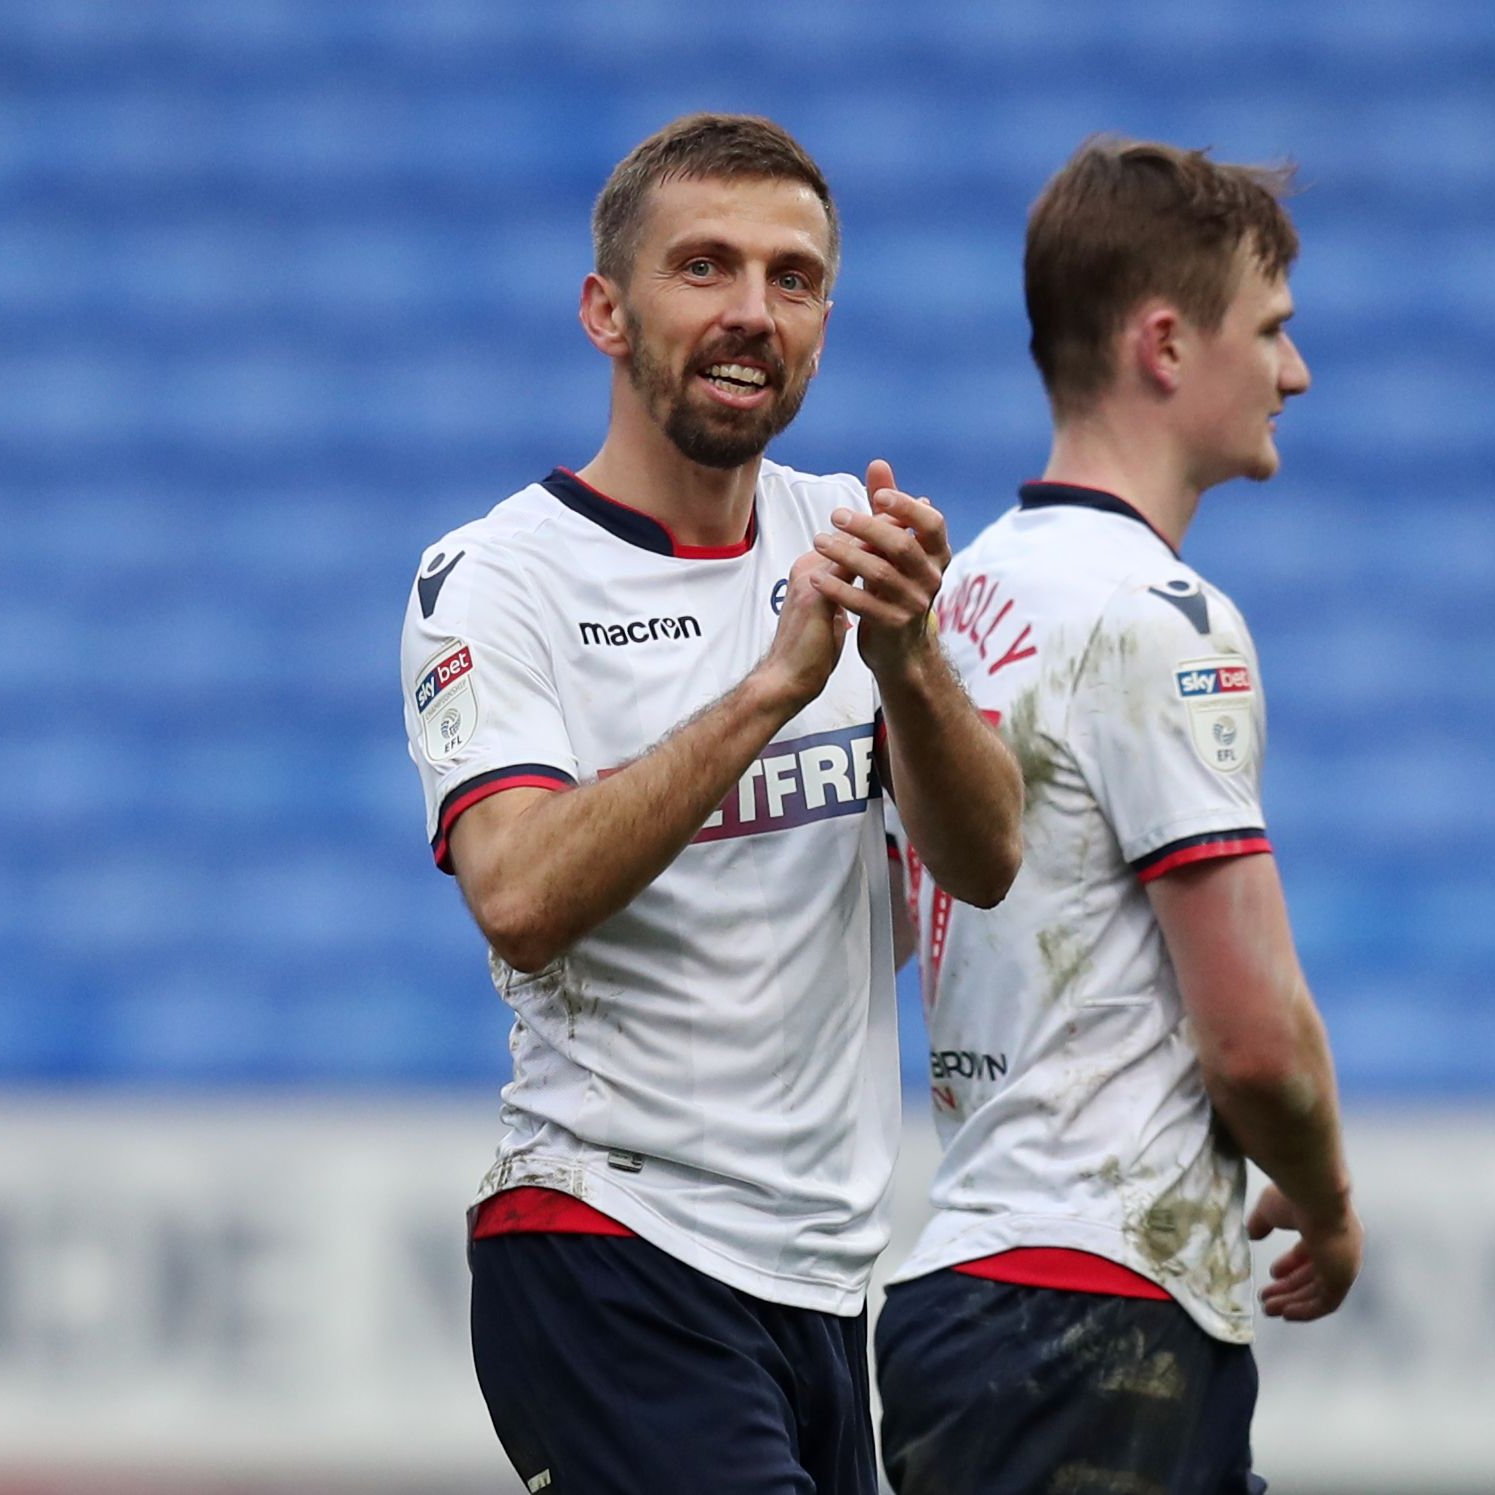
[{"x1": 705, "y1": 363, "x2": 768, "y2": 387}]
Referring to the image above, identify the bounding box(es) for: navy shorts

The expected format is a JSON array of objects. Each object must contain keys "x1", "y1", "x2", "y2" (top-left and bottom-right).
[
  {"x1": 470, "y1": 1230, "x2": 877, "y2": 1495},
  {"x1": 875, "y1": 1269, "x2": 1267, "y2": 1495}
]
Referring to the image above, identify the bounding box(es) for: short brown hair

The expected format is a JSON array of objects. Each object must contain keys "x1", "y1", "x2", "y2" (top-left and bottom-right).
[
  {"x1": 1026, "y1": 136, "x2": 1299, "y2": 417},
  {"x1": 592, "y1": 112, "x2": 840, "y2": 286}
]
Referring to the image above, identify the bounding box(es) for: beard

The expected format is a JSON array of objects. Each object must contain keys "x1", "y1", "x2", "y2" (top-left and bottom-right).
[{"x1": 624, "y1": 311, "x2": 815, "y2": 470}]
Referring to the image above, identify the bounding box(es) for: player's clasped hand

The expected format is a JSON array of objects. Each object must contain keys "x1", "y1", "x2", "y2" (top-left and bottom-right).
[
  {"x1": 1248, "y1": 1183, "x2": 1365, "y2": 1322},
  {"x1": 811, "y1": 458, "x2": 951, "y2": 675},
  {"x1": 762, "y1": 550, "x2": 855, "y2": 704}
]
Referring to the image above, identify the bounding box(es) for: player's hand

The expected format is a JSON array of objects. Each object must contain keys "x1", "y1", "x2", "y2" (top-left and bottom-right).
[
  {"x1": 810, "y1": 460, "x2": 950, "y2": 679},
  {"x1": 759, "y1": 550, "x2": 852, "y2": 707},
  {"x1": 1248, "y1": 1183, "x2": 1364, "y2": 1322}
]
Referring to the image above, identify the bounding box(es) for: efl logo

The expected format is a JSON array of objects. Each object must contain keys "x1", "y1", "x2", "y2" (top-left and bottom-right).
[
  {"x1": 1175, "y1": 663, "x2": 1252, "y2": 698},
  {"x1": 415, "y1": 645, "x2": 473, "y2": 711}
]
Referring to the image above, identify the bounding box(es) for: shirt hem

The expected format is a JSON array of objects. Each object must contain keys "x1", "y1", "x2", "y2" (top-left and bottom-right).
[
  {"x1": 472, "y1": 1154, "x2": 879, "y2": 1318},
  {"x1": 888, "y1": 1209, "x2": 1253, "y2": 1345}
]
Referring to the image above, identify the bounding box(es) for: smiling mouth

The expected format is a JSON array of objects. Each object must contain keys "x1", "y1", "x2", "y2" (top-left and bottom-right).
[{"x1": 701, "y1": 362, "x2": 770, "y2": 392}]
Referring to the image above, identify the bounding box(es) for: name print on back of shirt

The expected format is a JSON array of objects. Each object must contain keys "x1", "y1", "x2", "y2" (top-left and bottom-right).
[{"x1": 936, "y1": 572, "x2": 1037, "y2": 677}]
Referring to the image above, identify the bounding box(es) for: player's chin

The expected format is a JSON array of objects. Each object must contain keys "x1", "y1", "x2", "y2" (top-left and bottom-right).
[
  {"x1": 1242, "y1": 443, "x2": 1281, "y2": 483},
  {"x1": 689, "y1": 387, "x2": 774, "y2": 434},
  {"x1": 668, "y1": 408, "x2": 777, "y2": 470}
]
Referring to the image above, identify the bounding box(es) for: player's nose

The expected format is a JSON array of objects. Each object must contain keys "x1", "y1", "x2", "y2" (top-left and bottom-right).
[
  {"x1": 1280, "y1": 332, "x2": 1310, "y2": 396},
  {"x1": 721, "y1": 270, "x2": 775, "y2": 337}
]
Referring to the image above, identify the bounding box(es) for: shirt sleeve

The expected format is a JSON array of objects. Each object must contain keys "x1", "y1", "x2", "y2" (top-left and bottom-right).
[
  {"x1": 1071, "y1": 581, "x2": 1271, "y2": 883},
  {"x1": 400, "y1": 531, "x2": 578, "y2": 873}
]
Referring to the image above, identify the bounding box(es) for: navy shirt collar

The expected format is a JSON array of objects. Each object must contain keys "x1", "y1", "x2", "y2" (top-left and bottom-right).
[
  {"x1": 1017, "y1": 481, "x2": 1179, "y2": 560},
  {"x1": 541, "y1": 468, "x2": 757, "y2": 559}
]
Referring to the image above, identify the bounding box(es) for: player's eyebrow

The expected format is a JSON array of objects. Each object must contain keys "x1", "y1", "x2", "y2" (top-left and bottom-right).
[
  {"x1": 668, "y1": 235, "x2": 737, "y2": 262},
  {"x1": 667, "y1": 235, "x2": 829, "y2": 284}
]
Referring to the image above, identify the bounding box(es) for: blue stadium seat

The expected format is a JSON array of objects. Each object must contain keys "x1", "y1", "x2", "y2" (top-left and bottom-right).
[{"x1": 3, "y1": 1, "x2": 1492, "y2": 1097}]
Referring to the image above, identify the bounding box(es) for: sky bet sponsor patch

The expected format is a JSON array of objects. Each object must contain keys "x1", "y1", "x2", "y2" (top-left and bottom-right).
[
  {"x1": 415, "y1": 640, "x2": 478, "y2": 763},
  {"x1": 1175, "y1": 661, "x2": 1253, "y2": 699},
  {"x1": 415, "y1": 643, "x2": 473, "y2": 710},
  {"x1": 1175, "y1": 656, "x2": 1255, "y2": 774}
]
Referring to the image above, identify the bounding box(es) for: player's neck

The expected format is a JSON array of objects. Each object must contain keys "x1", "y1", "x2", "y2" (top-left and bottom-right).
[
  {"x1": 1042, "y1": 413, "x2": 1201, "y2": 552},
  {"x1": 578, "y1": 404, "x2": 760, "y2": 551}
]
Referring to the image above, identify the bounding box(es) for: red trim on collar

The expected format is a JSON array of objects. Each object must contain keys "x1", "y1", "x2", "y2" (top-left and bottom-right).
[{"x1": 558, "y1": 467, "x2": 756, "y2": 559}]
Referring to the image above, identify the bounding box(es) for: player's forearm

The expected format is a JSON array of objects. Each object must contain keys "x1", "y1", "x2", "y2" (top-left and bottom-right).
[
  {"x1": 461, "y1": 667, "x2": 804, "y2": 972},
  {"x1": 878, "y1": 642, "x2": 1023, "y2": 908},
  {"x1": 1203, "y1": 995, "x2": 1354, "y2": 1229},
  {"x1": 1153, "y1": 857, "x2": 1354, "y2": 1229}
]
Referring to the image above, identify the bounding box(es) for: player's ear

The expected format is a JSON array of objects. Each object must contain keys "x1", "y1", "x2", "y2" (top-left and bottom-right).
[
  {"x1": 580, "y1": 272, "x2": 631, "y2": 358},
  {"x1": 1134, "y1": 301, "x2": 1184, "y2": 396}
]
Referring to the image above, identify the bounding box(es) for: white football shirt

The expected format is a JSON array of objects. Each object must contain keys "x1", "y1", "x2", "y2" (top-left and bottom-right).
[
  {"x1": 401, "y1": 459, "x2": 899, "y2": 1315},
  {"x1": 889, "y1": 483, "x2": 1270, "y2": 1343}
]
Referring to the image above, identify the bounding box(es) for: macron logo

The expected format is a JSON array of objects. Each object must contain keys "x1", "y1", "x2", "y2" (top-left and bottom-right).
[
  {"x1": 1175, "y1": 663, "x2": 1252, "y2": 698},
  {"x1": 579, "y1": 615, "x2": 702, "y2": 647}
]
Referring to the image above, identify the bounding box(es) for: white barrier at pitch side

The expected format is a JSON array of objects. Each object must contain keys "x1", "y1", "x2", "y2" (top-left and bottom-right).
[{"x1": 0, "y1": 1098, "x2": 1489, "y2": 1491}]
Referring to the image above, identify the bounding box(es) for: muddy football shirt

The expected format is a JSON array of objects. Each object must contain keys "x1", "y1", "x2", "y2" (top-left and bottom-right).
[{"x1": 890, "y1": 483, "x2": 1269, "y2": 1342}]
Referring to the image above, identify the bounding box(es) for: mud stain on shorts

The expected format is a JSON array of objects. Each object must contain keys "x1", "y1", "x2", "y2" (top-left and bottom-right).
[{"x1": 1051, "y1": 1463, "x2": 1167, "y2": 1495}]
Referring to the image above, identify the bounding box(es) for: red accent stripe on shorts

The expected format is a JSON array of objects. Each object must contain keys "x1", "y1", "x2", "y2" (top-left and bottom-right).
[
  {"x1": 471, "y1": 1186, "x2": 636, "y2": 1239},
  {"x1": 953, "y1": 1247, "x2": 1172, "y2": 1300}
]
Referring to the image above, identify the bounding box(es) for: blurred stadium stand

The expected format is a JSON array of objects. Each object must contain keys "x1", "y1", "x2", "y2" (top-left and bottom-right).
[
  {"x1": 1, "y1": 5, "x2": 1493, "y2": 1489},
  {"x1": 3, "y1": 0, "x2": 1491, "y2": 1098}
]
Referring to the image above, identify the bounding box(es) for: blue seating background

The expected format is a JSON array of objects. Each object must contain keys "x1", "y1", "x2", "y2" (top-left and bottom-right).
[{"x1": 2, "y1": 1, "x2": 1491, "y2": 1096}]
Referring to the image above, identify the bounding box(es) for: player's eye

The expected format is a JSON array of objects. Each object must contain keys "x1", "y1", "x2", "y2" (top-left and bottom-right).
[
  {"x1": 778, "y1": 269, "x2": 822, "y2": 297},
  {"x1": 685, "y1": 259, "x2": 715, "y2": 278}
]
